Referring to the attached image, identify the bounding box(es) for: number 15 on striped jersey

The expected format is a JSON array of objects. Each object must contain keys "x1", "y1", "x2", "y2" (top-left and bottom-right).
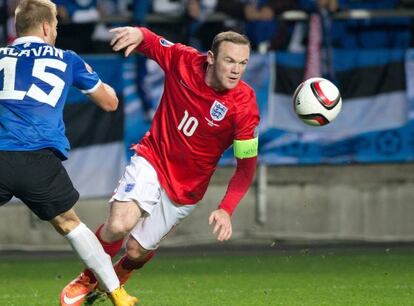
[{"x1": 0, "y1": 56, "x2": 66, "y2": 107}]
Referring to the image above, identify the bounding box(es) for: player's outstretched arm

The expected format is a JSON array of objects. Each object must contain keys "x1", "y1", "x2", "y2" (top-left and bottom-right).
[
  {"x1": 209, "y1": 209, "x2": 233, "y2": 241},
  {"x1": 110, "y1": 26, "x2": 144, "y2": 57},
  {"x1": 209, "y1": 156, "x2": 257, "y2": 241},
  {"x1": 88, "y1": 83, "x2": 119, "y2": 111}
]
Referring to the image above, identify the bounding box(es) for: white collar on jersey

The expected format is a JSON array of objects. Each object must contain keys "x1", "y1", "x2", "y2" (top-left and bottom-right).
[{"x1": 12, "y1": 36, "x2": 46, "y2": 46}]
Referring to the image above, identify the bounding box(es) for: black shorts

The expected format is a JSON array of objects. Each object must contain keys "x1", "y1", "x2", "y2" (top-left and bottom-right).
[{"x1": 0, "y1": 149, "x2": 79, "y2": 221}]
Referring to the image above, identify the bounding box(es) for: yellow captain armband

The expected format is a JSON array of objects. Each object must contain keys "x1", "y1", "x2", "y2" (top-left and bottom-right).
[{"x1": 233, "y1": 137, "x2": 258, "y2": 159}]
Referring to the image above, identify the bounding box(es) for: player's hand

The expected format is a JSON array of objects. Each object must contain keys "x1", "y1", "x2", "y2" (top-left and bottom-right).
[
  {"x1": 208, "y1": 209, "x2": 232, "y2": 241},
  {"x1": 109, "y1": 27, "x2": 144, "y2": 57}
]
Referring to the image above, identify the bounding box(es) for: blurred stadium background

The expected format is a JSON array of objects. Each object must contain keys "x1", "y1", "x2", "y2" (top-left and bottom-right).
[
  {"x1": 1, "y1": 0, "x2": 414, "y2": 262},
  {"x1": 3, "y1": 1, "x2": 414, "y2": 305}
]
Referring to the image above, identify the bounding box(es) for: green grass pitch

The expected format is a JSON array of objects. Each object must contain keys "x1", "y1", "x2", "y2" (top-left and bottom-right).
[{"x1": 0, "y1": 247, "x2": 413, "y2": 306}]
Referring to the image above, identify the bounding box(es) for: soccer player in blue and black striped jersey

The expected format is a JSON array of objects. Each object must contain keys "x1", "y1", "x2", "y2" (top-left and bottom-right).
[{"x1": 0, "y1": 1, "x2": 137, "y2": 305}]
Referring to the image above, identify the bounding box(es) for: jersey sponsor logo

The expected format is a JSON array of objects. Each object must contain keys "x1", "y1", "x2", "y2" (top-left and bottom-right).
[
  {"x1": 159, "y1": 38, "x2": 174, "y2": 47},
  {"x1": 210, "y1": 100, "x2": 228, "y2": 121},
  {"x1": 124, "y1": 183, "x2": 135, "y2": 193}
]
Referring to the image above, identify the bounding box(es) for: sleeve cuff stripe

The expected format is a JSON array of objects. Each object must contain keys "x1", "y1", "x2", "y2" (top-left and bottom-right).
[{"x1": 80, "y1": 79, "x2": 102, "y2": 94}]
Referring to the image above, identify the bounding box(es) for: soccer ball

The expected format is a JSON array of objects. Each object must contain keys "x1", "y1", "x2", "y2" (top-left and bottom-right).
[{"x1": 293, "y1": 77, "x2": 342, "y2": 126}]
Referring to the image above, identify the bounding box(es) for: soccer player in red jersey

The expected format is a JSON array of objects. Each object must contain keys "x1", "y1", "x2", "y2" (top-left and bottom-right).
[{"x1": 61, "y1": 26, "x2": 260, "y2": 301}]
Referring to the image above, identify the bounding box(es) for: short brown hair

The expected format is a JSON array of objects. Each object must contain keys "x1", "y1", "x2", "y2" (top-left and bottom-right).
[
  {"x1": 15, "y1": 0, "x2": 57, "y2": 36},
  {"x1": 210, "y1": 31, "x2": 251, "y2": 58}
]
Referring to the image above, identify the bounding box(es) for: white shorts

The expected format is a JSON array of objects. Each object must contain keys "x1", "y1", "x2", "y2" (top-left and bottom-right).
[{"x1": 110, "y1": 155, "x2": 196, "y2": 250}]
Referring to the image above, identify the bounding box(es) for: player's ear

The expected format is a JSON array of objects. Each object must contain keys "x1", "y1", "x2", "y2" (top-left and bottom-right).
[
  {"x1": 42, "y1": 21, "x2": 49, "y2": 37},
  {"x1": 207, "y1": 50, "x2": 215, "y2": 65}
]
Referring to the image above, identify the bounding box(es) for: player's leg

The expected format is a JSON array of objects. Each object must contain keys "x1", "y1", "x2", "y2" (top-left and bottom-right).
[
  {"x1": 97, "y1": 154, "x2": 164, "y2": 255},
  {"x1": 101, "y1": 199, "x2": 144, "y2": 242},
  {"x1": 78, "y1": 200, "x2": 143, "y2": 285},
  {"x1": 99, "y1": 154, "x2": 160, "y2": 248},
  {"x1": 63, "y1": 155, "x2": 156, "y2": 303},
  {"x1": 86, "y1": 156, "x2": 196, "y2": 304},
  {"x1": 85, "y1": 236, "x2": 154, "y2": 305},
  {"x1": 8, "y1": 149, "x2": 137, "y2": 306},
  {"x1": 86, "y1": 192, "x2": 195, "y2": 304},
  {"x1": 113, "y1": 236, "x2": 155, "y2": 285},
  {"x1": 112, "y1": 190, "x2": 197, "y2": 285},
  {"x1": 51, "y1": 209, "x2": 134, "y2": 306}
]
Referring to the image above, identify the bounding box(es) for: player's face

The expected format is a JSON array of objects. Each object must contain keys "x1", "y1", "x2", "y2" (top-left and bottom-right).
[{"x1": 208, "y1": 42, "x2": 250, "y2": 91}]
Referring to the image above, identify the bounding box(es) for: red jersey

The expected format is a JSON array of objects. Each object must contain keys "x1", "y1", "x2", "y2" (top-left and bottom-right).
[{"x1": 134, "y1": 28, "x2": 260, "y2": 205}]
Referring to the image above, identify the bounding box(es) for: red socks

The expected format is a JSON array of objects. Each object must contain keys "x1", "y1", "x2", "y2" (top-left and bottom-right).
[
  {"x1": 119, "y1": 251, "x2": 155, "y2": 270},
  {"x1": 95, "y1": 224, "x2": 124, "y2": 258}
]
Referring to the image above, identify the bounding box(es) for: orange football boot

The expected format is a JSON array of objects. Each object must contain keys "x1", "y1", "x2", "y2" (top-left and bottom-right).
[{"x1": 60, "y1": 272, "x2": 97, "y2": 306}]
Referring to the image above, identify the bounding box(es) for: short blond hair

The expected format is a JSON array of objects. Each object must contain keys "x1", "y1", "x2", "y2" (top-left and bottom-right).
[
  {"x1": 210, "y1": 31, "x2": 251, "y2": 58},
  {"x1": 15, "y1": 0, "x2": 56, "y2": 36}
]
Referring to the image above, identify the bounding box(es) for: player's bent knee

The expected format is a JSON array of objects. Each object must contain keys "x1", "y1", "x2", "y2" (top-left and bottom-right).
[{"x1": 105, "y1": 220, "x2": 132, "y2": 239}]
